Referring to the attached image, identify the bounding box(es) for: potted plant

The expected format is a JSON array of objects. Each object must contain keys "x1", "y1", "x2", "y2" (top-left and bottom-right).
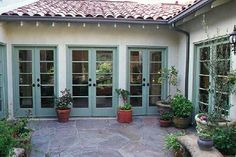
[
  {"x1": 164, "y1": 133, "x2": 185, "y2": 157},
  {"x1": 171, "y1": 93, "x2": 193, "y2": 129},
  {"x1": 56, "y1": 89, "x2": 73, "y2": 123},
  {"x1": 196, "y1": 125, "x2": 214, "y2": 150},
  {"x1": 159, "y1": 112, "x2": 173, "y2": 127},
  {"x1": 156, "y1": 66, "x2": 178, "y2": 115},
  {"x1": 115, "y1": 88, "x2": 132, "y2": 123}
]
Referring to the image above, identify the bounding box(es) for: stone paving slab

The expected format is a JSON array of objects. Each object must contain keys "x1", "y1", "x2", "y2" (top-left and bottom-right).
[{"x1": 29, "y1": 117, "x2": 192, "y2": 157}]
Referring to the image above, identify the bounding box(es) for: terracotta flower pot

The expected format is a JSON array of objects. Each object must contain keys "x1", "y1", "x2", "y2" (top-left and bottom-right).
[
  {"x1": 56, "y1": 108, "x2": 71, "y2": 123},
  {"x1": 159, "y1": 119, "x2": 172, "y2": 127},
  {"x1": 173, "y1": 116, "x2": 190, "y2": 129},
  {"x1": 117, "y1": 109, "x2": 132, "y2": 123}
]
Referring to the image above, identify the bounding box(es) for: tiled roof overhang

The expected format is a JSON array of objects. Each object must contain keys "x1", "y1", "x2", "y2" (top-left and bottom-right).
[{"x1": 0, "y1": 0, "x2": 212, "y2": 25}]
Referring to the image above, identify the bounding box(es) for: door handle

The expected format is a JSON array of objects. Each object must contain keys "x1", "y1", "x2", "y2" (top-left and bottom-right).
[
  {"x1": 147, "y1": 83, "x2": 150, "y2": 86},
  {"x1": 37, "y1": 84, "x2": 41, "y2": 87},
  {"x1": 89, "y1": 78, "x2": 92, "y2": 81},
  {"x1": 142, "y1": 83, "x2": 145, "y2": 86},
  {"x1": 37, "y1": 78, "x2": 40, "y2": 82},
  {"x1": 88, "y1": 83, "x2": 92, "y2": 86},
  {"x1": 93, "y1": 83, "x2": 96, "y2": 87},
  {"x1": 32, "y1": 83, "x2": 35, "y2": 87}
]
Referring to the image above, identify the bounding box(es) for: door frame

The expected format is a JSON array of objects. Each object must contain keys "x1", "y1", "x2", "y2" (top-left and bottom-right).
[
  {"x1": 127, "y1": 46, "x2": 168, "y2": 115},
  {"x1": 66, "y1": 45, "x2": 119, "y2": 117},
  {"x1": 0, "y1": 43, "x2": 7, "y2": 118},
  {"x1": 12, "y1": 45, "x2": 58, "y2": 117}
]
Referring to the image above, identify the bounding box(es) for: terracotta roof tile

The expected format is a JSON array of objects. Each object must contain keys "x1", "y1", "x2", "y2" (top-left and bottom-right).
[{"x1": 1, "y1": 0, "x2": 186, "y2": 21}]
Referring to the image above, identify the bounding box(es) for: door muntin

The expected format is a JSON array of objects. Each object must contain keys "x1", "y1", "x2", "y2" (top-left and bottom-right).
[{"x1": 0, "y1": 46, "x2": 6, "y2": 117}]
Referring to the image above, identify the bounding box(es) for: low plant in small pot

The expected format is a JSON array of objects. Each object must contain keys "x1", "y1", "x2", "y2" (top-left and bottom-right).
[
  {"x1": 115, "y1": 88, "x2": 132, "y2": 123},
  {"x1": 56, "y1": 89, "x2": 73, "y2": 123},
  {"x1": 171, "y1": 93, "x2": 193, "y2": 129},
  {"x1": 196, "y1": 125, "x2": 214, "y2": 151},
  {"x1": 159, "y1": 112, "x2": 173, "y2": 127},
  {"x1": 164, "y1": 132, "x2": 186, "y2": 157}
]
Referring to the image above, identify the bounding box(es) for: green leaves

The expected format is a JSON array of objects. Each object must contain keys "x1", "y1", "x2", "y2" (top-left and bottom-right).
[
  {"x1": 171, "y1": 94, "x2": 193, "y2": 118},
  {"x1": 213, "y1": 126, "x2": 236, "y2": 155},
  {"x1": 164, "y1": 132, "x2": 184, "y2": 152},
  {"x1": 56, "y1": 88, "x2": 73, "y2": 110}
]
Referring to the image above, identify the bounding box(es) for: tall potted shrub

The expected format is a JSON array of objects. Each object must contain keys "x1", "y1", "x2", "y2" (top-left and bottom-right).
[
  {"x1": 171, "y1": 93, "x2": 193, "y2": 129},
  {"x1": 56, "y1": 89, "x2": 73, "y2": 123},
  {"x1": 115, "y1": 88, "x2": 132, "y2": 123},
  {"x1": 157, "y1": 66, "x2": 178, "y2": 115}
]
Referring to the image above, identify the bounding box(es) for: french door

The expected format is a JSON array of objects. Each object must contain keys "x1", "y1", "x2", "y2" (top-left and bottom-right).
[
  {"x1": 0, "y1": 45, "x2": 6, "y2": 118},
  {"x1": 68, "y1": 47, "x2": 117, "y2": 116},
  {"x1": 13, "y1": 47, "x2": 57, "y2": 117},
  {"x1": 128, "y1": 48, "x2": 167, "y2": 115}
]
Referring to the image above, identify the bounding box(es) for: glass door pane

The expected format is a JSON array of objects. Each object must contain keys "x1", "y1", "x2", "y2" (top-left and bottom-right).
[
  {"x1": 96, "y1": 51, "x2": 113, "y2": 108},
  {"x1": 19, "y1": 50, "x2": 33, "y2": 108},
  {"x1": 72, "y1": 50, "x2": 89, "y2": 108},
  {"x1": 198, "y1": 47, "x2": 210, "y2": 113},
  {"x1": 129, "y1": 51, "x2": 143, "y2": 107},
  {"x1": 39, "y1": 50, "x2": 55, "y2": 108},
  {"x1": 149, "y1": 51, "x2": 162, "y2": 106}
]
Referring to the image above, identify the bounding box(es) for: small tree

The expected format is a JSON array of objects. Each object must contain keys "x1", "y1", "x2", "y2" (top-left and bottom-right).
[
  {"x1": 115, "y1": 88, "x2": 131, "y2": 110},
  {"x1": 158, "y1": 66, "x2": 178, "y2": 103}
]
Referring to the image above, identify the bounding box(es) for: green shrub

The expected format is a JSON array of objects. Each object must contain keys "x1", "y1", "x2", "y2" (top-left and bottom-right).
[
  {"x1": 160, "y1": 112, "x2": 173, "y2": 120},
  {"x1": 213, "y1": 126, "x2": 236, "y2": 155},
  {"x1": 171, "y1": 94, "x2": 193, "y2": 118},
  {"x1": 0, "y1": 120, "x2": 15, "y2": 157}
]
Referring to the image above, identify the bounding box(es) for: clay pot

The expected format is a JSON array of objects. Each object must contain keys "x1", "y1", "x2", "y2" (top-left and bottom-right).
[
  {"x1": 173, "y1": 116, "x2": 190, "y2": 129},
  {"x1": 56, "y1": 108, "x2": 71, "y2": 123},
  {"x1": 117, "y1": 109, "x2": 132, "y2": 123},
  {"x1": 197, "y1": 137, "x2": 213, "y2": 151},
  {"x1": 159, "y1": 119, "x2": 172, "y2": 127},
  {"x1": 156, "y1": 101, "x2": 172, "y2": 116}
]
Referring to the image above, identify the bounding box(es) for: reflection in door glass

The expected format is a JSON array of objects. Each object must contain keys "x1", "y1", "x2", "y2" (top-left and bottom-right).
[{"x1": 96, "y1": 51, "x2": 113, "y2": 108}]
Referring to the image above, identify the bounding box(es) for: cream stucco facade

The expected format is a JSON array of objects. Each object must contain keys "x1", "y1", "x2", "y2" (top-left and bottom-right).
[{"x1": 0, "y1": 0, "x2": 235, "y2": 119}]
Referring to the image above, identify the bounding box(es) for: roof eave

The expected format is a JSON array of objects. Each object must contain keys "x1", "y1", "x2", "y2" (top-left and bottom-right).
[
  {"x1": 0, "y1": 15, "x2": 168, "y2": 25},
  {"x1": 168, "y1": 0, "x2": 214, "y2": 24}
]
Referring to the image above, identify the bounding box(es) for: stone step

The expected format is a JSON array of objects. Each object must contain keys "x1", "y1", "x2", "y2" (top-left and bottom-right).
[{"x1": 177, "y1": 134, "x2": 223, "y2": 157}]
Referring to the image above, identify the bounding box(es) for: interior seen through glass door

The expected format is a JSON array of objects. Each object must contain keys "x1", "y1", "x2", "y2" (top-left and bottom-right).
[
  {"x1": 129, "y1": 51, "x2": 143, "y2": 107},
  {"x1": 72, "y1": 50, "x2": 89, "y2": 108},
  {"x1": 19, "y1": 50, "x2": 33, "y2": 108},
  {"x1": 40, "y1": 50, "x2": 55, "y2": 108},
  {"x1": 0, "y1": 48, "x2": 3, "y2": 111},
  {"x1": 149, "y1": 51, "x2": 162, "y2": 106}
]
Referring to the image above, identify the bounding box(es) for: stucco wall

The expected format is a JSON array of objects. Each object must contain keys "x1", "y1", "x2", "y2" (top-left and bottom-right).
[
  {"x1": 0, "y1": 22, "x2": 6, "y2": 43},
  {"x1": 4, "y1": 22, "x2": 182, "y2": 117},
  {"x1": 180, "y1": 0, "x2": 236, "y2": 120}
]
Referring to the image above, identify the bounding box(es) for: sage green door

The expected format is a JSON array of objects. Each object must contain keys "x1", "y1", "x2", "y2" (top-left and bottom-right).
[
  {"x1": 68, "y1": 48, "x2": 117, "y2": 116},
  {"x1": 128, "y1": 48, "x2": 167, "y2": 115},
  {"x1": 13, "y1": 47, "x2": 57, "y2": 117},
  {"x1": 0, "y1": 45, "x2": 6, "y2": 118}
]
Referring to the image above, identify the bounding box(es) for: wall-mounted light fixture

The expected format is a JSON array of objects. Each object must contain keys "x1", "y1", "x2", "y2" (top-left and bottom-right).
[{"x1": 229, "y1": 25, "x2": 236, "y2": 54}]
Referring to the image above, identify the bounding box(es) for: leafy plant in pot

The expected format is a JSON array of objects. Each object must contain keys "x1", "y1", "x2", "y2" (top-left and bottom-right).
[
  {"x1": 196, "y1": 125, "x2": 214, "y2": 151},
  {"x1": 56, "y1": 89, "x2": 73, "y2": 123},
  {"x1": 115, "y1": 88, "x2": 132, "y2": 123},
  {"x1": 159, "y1": 112, "x2": 173, "y2": 127},
  {"x1": 157, "y1": 66, "x2": 178, "y2": 115},
  {"x1": 171, "y1": 93, "x2": 193, "y2": 129},
  {"x1": 164, "y1": 132, "x2": 186, "y2": 157}
]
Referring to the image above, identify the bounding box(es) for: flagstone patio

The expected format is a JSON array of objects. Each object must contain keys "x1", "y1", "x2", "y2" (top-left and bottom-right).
[{"x1": 29, "y1": 117, "x2": 193, "y2": 157}]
